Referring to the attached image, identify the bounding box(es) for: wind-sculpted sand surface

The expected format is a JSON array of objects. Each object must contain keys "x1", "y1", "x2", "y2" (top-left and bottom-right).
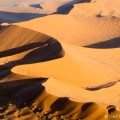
[
  {"x1": 0, "y1": 0, "x2": 120, "y2": 120},
  {"x1": 0, "y1": 0, "x2": 86, "y2": 23}
]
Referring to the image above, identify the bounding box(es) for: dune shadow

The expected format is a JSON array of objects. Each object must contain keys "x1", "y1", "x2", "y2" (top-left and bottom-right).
[
  {"x1": 51, "y1": 97, "x2": 69, "y2": 111},
  {"x1": 0, "y1": 11, "x2": 46, "y2": 23},
  {"x1": 56, "y1": 0, "x2": 90, "y2": 14},
  {"x1": 29, "y1": 4, "x2": 43, "y2": 9},
  {"x1": 0, "y1": 38, "x2": 64, "y2": 80},
  {"x1": 0, "y1": 70, "x2": 10, "y2": 80},
  {"x1": 56, "y1": 4, "x2": 74, "y2": 14},
  {"x1": 81, "y1": 102, "x2": 94, "y2": 112},
  {"x1": 107, "y1": 105, "x2": 116, "y2": 114},
  {"x1": 0, "y1": 78, "x2": 81, "y2": 119},
  {"x1": 44, "y1": 97, "x2": 70, "y2": 116},
  {"x1": 0, "y1": 0, "x2": 91, "y2": 23},
  {"x1": 0, "y1": 37, "x2": 61, "y2": 57},
  {"x1": 86, "y1": 80, "x2": 120, "y2": 91},
  {"x1": 0, "y1": 38, "x2": 64, "y2": 62},
  {"x1": 79, "y1": 102, "x2": 98, "y2": 119},
  {"x1": 85, "y1": 37, "x2": 120, "y2": 48},
  {"x1": 0, "y1": 78, "x2": 47, "y2": 110}
]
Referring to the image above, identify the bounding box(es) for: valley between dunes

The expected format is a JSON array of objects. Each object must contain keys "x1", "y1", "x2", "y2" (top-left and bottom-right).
[{"x1": 1, "y1": 0, "x2": 120, "y2": 120}]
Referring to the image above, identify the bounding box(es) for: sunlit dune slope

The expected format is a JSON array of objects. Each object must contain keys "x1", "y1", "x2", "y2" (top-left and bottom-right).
[
  {"x1": 74, "y1": 0, "x2": 120, "y2": 16},
  {"x1": 16, "y1": 13, "x2": 120, "y2": 47},
  {"x1": 91, "y1": 0, "x2": 120, "y2": 17}
]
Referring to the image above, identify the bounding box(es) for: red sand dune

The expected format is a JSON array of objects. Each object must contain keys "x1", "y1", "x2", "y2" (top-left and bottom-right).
[{"x1": 0, "y1": 1, "x2": 120, "y2": 119}]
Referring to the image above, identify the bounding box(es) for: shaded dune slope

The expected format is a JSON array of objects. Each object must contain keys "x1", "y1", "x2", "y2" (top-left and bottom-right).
[{"x1": 0, "y1": 11, "x2": 45, "y2": 23}]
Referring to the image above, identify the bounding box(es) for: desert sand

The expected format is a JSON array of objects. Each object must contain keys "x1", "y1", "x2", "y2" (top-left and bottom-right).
[
  {"x1": 0, "y1": 0, "x2": 120, "y2": 120},
  {"x1": 0, "y1": 0, "x2": 85, "y2": 23},
  {"x1": 16, "y1": 11, "x2": 120, "y2": 47}
]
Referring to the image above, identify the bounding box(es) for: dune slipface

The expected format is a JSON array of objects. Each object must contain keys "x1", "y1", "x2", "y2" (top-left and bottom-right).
[{"x1": 1, "y1": 0, "x2": 120, "y2": 120}]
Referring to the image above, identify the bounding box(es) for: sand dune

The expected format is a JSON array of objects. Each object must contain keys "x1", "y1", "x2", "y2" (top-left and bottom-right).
[
  {"x1": 0, "y1": 24, "x2": 118, "y2": 119},
  {"x1": 0, "y1": 24, "x2": 108, "y2": 119},
  {"x1": 70, "y1": 0, "x2": 120, "y2": 17},
  {"x1": 91, "y1": 0, "x2": 120, "y2": 17},
  {"x1": 16, "y1": 11, "x2": 120, "y2": 47},
  {"x1": 0, "y1": 0, "x2": 86, "y2": 23},
  {"x1": 1, "y1": 0, "x2": 120, "y2": 119},
  {"x1": 12, "y1": 41, "x2": 120, "y2": 105},
  {"x1": 0, "y1": 77, "x2": 107, "y2": 120}
]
